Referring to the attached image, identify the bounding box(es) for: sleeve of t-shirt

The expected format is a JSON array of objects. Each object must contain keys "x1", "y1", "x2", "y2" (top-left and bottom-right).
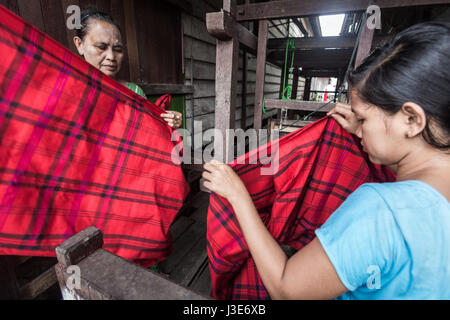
[{"x1": 315, "y1": 184, "x2": 404, "y2": 291}]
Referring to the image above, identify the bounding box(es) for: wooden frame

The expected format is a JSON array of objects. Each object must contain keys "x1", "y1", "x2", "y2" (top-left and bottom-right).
[
  {"x1": 54, "y1": 227, "x2": 209, "y2": 300},
  {"x1": 235, "y1": 0, "x2": 450, "y2": 21}
]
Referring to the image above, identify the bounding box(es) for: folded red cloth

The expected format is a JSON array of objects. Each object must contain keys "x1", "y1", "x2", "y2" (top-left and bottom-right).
[
  {"x1": 207, "y1": 117, "x2": 396, "y2": 299},
  {"x1": 0, "y1": 6, "x2": 189, "y2": 267}
]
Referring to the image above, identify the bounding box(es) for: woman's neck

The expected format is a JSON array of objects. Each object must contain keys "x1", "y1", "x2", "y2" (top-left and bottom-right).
[{"x1": 395, "y1": 147, "x2": 450, "y2": 201}]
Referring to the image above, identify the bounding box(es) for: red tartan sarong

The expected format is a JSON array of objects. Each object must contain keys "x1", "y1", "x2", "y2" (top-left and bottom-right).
[
  {"x1": 207, "y1": 117, "x2": 396, "y2": 300},
  {"x1": 0, "y1": 6, "x2": 189, "y2": 267}
]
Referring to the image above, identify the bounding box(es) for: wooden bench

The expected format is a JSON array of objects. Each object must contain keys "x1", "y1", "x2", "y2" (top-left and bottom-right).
[{"x1": 54, "y1": 226, "x2": 210, "y2": 300}]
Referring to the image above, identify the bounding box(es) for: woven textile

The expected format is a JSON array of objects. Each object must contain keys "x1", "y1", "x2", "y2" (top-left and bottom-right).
[
  {"x1": 207, "y1": 117, "x2": 396, "y2": 299},
  {"x1": 0, "y1": 6, "x2": 189, "y2": 267}
]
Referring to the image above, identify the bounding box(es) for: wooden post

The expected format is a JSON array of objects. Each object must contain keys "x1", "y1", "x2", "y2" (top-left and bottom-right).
[
  {"x1": 253, "y1": 19, "x2": 268, "y2": 132},
  {"x1": 290, "y1": 70, "x2": 299, "y2": 100},
  {"x1": 303, "y1": 77, "x2": 312, "y2": 101},
  {"x1": 241, "y1": 50, "x2": 248, "y2": 130},
  {"x1": 287, "y1": 70, "x2": 299, "y2": 118},
  {"x1": 213, "y1": 0, "x2": 239, "y2": 163},
  {"x1": 123, "y1": 0, "x2": 140, "y2": 83},
  {"x1": 354, "y1": 20, "x2": 375, "y2": 68}
]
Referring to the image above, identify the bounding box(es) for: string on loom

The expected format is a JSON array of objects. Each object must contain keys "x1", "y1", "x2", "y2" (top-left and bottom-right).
[{"x1": 280, "y1": 1, "x2": 373, "y2": 130}]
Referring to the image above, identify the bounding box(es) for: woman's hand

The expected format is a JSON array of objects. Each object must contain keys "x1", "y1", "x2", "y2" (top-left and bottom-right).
[
  {"x1": 161, "y1": 111, "x2": 183, "y2": 129},
  {"x1": 202, "y1": 160, "x2": 249, "y2": 202},
  {"x1": 327, "y1": 103, "x2": 360, "y2": 135}
]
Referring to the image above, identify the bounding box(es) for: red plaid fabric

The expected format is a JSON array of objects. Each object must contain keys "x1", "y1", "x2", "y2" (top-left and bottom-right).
[
  {"x1": 207, "y1": 117, "x2": 396, "y2": 300},
  {"x1": 0, "y1": 6, "x2": 189, "y2": 267}
]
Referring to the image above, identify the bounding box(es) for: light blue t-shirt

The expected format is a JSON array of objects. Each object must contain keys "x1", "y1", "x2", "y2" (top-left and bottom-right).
[{"x1": 315, "y1": 180, "x2": 450, "y2": 300}]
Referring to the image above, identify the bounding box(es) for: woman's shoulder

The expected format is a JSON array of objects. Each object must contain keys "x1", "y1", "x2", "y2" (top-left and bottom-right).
[{"x1": 360, "y1": 180, "x2": 449, "y2": 210}]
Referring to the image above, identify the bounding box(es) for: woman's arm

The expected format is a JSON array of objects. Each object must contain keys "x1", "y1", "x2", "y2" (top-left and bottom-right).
[{"x1": 203, "y1": 160, "x2": 348, "y2": 299}]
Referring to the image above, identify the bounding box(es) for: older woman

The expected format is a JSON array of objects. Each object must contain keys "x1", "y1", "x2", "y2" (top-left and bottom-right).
[
  {"x1": 203, "y1": 22, "x2": 450, "y2": 299},
  {"x1": 73, "y1": 10, "x2": 182, "y2": 129}
]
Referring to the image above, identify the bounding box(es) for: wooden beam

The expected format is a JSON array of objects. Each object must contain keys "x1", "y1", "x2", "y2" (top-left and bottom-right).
[
  {"x1": 309, "y1": 16, "x2": 322, "y2": 37},
  {"x1": 268, "y1": 35, "x2": 390, "y2": 50},
  {"x1": 206, "y1": 10, "x2": 257, "y2": 54},
  {"x1": 254, "y1": 20, "x2": 268, "y2": 132},
  {"x1": 236, "y1": 0, "x2": 450, "y2": 21},
  {"x1": 299, "y1": 69, "x2": 341, "y2": 78},
  {"x1": 139, "y1": 83, "x2": 194, "y2": 96},
  {"x1": 19, "y1": 266, "x2": 57, "y2": 300},
  {"x1": 265, "y1": 99, "x2": 335, "y2": 113},
  {"x1": 292, "y1": 18, "x2": 309, "y2": 37},
  {"x1": 268, "y1": 48, "x2": 353, "y2": 63}
]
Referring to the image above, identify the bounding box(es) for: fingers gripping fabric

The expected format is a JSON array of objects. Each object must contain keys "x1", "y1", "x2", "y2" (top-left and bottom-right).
[
  {"x1": 0, "y1": 6, "x2": 189, "y2": 267},
  {"x1": 207, "y1": 117, "x2": 396, "y2": 300}
]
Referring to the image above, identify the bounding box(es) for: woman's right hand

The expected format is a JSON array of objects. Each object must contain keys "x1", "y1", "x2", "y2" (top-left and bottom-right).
[{"x1": 327, "y1": 103, "x2": 360, "y2": 135}]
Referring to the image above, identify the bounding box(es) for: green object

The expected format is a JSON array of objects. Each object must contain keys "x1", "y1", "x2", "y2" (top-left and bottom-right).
[
  {"x1": 149, "y1": 263, "x2": 160, "y2": 273},
  {"x1": 281, "y1": 38, "x2": 296, "y2": 101},
  {"x1": 127, "y1": 82, "x2": 147, "y2": 99}
]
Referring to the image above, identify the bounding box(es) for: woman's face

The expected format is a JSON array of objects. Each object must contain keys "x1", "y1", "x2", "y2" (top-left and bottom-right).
[
  {"x1": 74, "y1": 20, "x2": 124, "y2": 78},
  {"x1": 351, "y1": 90, "x2": 408, "y2": 166}
]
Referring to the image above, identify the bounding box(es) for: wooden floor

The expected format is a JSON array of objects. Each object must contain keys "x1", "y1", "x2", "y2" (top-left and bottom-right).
[{"x1": 159, "y1": 188, "x2": 212, "y2": 297}]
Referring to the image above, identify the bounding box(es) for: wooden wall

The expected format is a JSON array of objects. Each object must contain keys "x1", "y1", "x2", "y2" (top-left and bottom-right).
[
  {"x1": 0, "y1": 0, "x2": 183, "y2": 84},
  {"x1": 182, "y1": 0, "x2": 289, "y2": 139}
]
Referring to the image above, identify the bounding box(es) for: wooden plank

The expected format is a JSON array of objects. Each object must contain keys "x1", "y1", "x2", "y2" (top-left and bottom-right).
[
  {"x1": 57, "y1": 249, "x2": 209, "y2": 300},
  {"x1": 19, "y1": 266, "x2": 57, "y2": 300},
  {"x1": 17, "y1": 0, "x2": 45, "y2": 30},
  {"x1": 268, "y1": 48, "x2": 353, "y2": 66},
  {"x1": 268, "y1": 35, "x2": 390, "y2": 50},
  {"x1": 188, "y1": 258, "x2": 211, "y2": 296},
  {"x1": 169, "y1": 216, "x2": 195, "y2": 243},
  {"x1": 0, "y1": 256, "x2": 20, "y2": 299},
  {"x1": 123, "y1": 0, "x2": 140, "y2": 83},
  {"x1": 236, "y1": 0, "x2": 450, "y2": 21},
  {"x1": 159, "y1": 222, "x2": 205, "y2": 275},
  {"x1": 253, "y1": 19, "x2": 268, "y2": 132},
  {"x1": 139, "y1": 83, "x2": 194, "y2": 96},
  {"x1": 265, "y1": 99, "x2": 335, "y2": 112}
]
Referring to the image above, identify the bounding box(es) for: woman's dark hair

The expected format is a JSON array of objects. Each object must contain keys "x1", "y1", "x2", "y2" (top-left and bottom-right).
[
  {"x1": 76, "y1": 9, "x2": 122, "y2": 40},
  {"x1": 349, "y1": 22, "x2": 450, "y2": 150}
]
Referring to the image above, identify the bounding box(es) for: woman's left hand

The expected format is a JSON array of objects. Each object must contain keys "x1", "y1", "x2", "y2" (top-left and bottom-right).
[
  {"x1": 161, "y1": 111, "x2": 183, "y2": 129},
  {"x1": 202, "y1": 160, "x2": 248, "y2": 202}
]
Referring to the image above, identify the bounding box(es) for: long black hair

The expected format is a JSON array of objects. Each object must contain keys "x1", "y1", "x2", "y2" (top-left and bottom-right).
[
  {"x1": 349, "y1": 22, "x2": 450, "y2": 150},
  {"x1": 76, "y1": 9, "x2": 122, "y2": 41}
]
